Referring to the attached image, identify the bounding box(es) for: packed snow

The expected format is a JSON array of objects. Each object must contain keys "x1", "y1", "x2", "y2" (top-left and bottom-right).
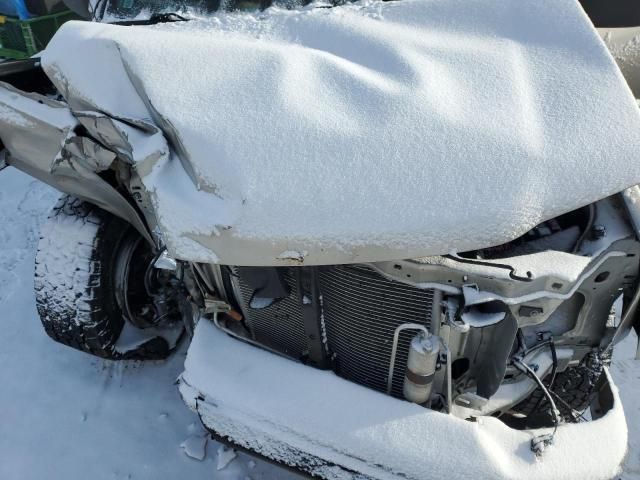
[
  {"x1": 39, "y1": 0, "x2": 640, "y2": 266},
  {"x1": 0, "y1": 171, "x2": 639, "y2": 479}
]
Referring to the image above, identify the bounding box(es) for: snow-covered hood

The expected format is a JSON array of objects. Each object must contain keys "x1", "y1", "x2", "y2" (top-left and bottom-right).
[{"x1": 40, "y1": 0, "x2": 640, "y2": 265}]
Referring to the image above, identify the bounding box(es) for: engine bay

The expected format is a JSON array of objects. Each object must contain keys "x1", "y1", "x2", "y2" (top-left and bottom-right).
[{"x1": 193, "y1": 194, "x2": 640, "y2": 432}]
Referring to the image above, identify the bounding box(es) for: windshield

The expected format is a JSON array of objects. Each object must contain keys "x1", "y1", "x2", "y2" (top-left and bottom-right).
[
  {"x1": 95, "y1": 0, "x2": 327, "y2": 21},
  {"x1": 95, "y1": 0, "x2": 640, "y2": 27}
]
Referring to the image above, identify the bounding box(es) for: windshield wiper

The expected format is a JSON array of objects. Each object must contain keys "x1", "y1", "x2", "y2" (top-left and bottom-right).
[{"x1": 113, "y1": 12, "x2": 189, "y2": 26}]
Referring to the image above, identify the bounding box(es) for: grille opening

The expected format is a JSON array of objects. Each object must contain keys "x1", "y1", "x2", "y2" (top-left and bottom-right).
[
  {"x1": 235, "y1": 269, "x2": 308, "y2": 359},
  {"x1": 234, "y1": 264, "x2": 436, "y2": 398},
  {"x1": 452, "y1": 358, "x2": 470, "y2": 380}
]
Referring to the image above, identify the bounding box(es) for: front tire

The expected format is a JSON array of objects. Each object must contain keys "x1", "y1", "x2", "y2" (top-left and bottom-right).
[
  {"x1": 34, "y1": 195, "x2": 178, "y2": 359},
  {"x1": 509, "y1": 351, "x2": 608, "y2": 427}
]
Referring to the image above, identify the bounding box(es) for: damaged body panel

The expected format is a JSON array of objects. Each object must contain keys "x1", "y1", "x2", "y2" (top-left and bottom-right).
[
  {"x1": 2, "y1": 1, "x2": 640, "y2": 479},
  {"x1": 203, "y1": 195, "x2": 639, "y2": 419},
  {"x1": 0, "y1": 81, "x2": 155, "y2": 245},
  {"x1": 8, "y1": 0, "x2": 640, "y2": 266},
  {"x1": 179, "y1": 319, "x2": 627, "y2": 480}
]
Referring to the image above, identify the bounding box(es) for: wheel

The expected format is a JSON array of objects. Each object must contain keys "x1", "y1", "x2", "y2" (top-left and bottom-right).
[
  {"x1": 508, "y1": 351, "x2": 607, "y2": 428},
  {"x1": 34, "y1": 195, "x2": 183, "y2": 360}
]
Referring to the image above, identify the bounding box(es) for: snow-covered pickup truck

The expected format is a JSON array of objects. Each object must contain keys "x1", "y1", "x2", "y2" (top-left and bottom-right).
[{"x1": 1, "y1": 0, "x2": 640, "y2": 478}]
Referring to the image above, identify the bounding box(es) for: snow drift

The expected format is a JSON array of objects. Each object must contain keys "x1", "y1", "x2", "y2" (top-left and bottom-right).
[{"x1": 40, "y1": 0, "x2": 640, "y2": 265}]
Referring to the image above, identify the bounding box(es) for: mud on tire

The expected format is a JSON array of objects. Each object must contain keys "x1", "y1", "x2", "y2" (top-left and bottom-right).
[{"x1": 34, "y1": 195, "x2": 173, "y2": 360}]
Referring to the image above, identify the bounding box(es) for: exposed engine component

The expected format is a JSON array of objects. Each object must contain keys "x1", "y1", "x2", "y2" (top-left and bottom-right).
[
  {"x1": 232, "y1": 264, "x2": 436, "y2": 398},
  {"x1": 318, "y1": 266, "x2": 437, "y2": 396},
  {"x1": 207, "y1": 196, "x2": 640, "y2": 427},
  {"x1": 403, "y1": 332, "x2": 440, "y2": 404}
]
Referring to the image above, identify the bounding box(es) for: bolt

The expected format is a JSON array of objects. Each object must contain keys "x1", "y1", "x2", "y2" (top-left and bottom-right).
[
  {"x1": 592, "y1": 225, "x2": 606, "y2": 240},
  {"x1": 519, "y1": 305, "x2": 544, "y2": 318}
]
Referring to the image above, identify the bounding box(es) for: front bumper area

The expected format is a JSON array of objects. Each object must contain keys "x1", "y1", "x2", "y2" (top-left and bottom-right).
[{"x1": 179, "y1": 319, "x2": 628, "y2": 480}]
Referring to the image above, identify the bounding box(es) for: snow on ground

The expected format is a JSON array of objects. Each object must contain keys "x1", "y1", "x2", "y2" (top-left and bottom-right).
[
  {"x1": 0, "y1": 169, "x2": 301, "y2": 480},
  {"x1": 0, "y1": 168, "x2": 638, "y2": 479},
  {"x1": 614, "y1": 325, "x2": 640, "y2": 479}
]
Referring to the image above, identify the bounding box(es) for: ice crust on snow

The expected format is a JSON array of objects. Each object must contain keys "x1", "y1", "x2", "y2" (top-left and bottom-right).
[
  {"x1": 180, "y1": 319, "x2": 628, "y2": 480},
  {"x1": 216, "y1": 445, "x2": 238, "y2": 470},
  {"x1": 41, "y1": 0, "x2": 640, "y2": 265},
  {"x1": 180, "y1": 434, "x2": 208, "y2": 461}
]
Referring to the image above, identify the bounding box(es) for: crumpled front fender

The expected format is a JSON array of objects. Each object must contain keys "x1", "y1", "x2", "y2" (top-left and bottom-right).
[{"x1": 0, "y1": 81, "x2": 154, "y2": 245}]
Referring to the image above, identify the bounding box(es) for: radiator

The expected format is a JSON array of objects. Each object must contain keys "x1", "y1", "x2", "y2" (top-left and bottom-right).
[{"x1": 234, "y1": 264, "x2": 435, "y2": 398}]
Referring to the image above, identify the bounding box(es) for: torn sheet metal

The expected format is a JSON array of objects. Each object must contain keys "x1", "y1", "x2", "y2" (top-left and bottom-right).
[{"x1": 0, "y1": 82, "x2": 154, "y2": 245}]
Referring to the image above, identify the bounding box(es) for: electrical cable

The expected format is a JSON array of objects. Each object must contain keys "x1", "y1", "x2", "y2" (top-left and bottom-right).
[{"x1": 512, "y1": 357, "x2": 560, "y2": 455}]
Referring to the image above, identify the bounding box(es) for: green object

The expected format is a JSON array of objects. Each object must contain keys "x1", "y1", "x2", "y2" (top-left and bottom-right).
[{"x1": 0, "y1": 10, "x2": 79, "y2": 59}]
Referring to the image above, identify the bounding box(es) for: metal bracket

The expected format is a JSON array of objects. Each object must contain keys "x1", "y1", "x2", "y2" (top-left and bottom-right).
[
  {"x1": 295, "y1": 267, "x2": 329, "y2": 368},
  {"x1": 204, "y1": 298, "x2": 232, "y2": 315},
  {"x1": 154, "y1": 250, "x2": 178, "y2": 271}
]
